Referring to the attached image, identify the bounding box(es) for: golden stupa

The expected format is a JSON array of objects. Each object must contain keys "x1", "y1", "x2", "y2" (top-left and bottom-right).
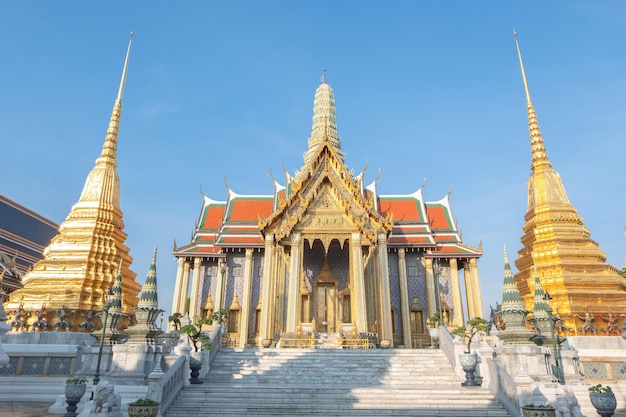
[
  {"x1": 512, "y1": 32, "x2": 625, "y2": 333},
  {"x1": 5, "y1": 34, "x2": 141, "y2": 329}
]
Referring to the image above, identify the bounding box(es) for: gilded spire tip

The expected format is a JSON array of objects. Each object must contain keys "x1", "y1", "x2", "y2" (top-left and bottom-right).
[{"x1": 321, "y1": 68, "x2": 327, "y2": 84}]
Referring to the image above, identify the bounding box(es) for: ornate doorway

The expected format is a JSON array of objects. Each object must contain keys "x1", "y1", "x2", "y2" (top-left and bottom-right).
[
  {"x1": 314, "y1": 282, "x2": 337, "y2": 332},
  {"x1": 312, "y1": 257, "x2": 340, "y2": 332}
]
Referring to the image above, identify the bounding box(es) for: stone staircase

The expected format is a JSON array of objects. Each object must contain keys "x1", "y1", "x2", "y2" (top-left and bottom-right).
[{"x1": 165, "y1": 348, "x2": 512, "y2": 417}]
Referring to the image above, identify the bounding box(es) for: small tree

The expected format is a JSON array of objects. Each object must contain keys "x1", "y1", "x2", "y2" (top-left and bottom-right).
[
  {"x1": 452, "y1": 317, "x2": 489, "y2": 353},
  {"x1": 180, "y1": 316, "x2": 214, "y2": 352},
  {"x1": 168, "y1": 312, "x2": 182, "y2": 331}
]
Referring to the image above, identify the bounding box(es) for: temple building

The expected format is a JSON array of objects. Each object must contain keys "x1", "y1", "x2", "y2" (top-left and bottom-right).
[
  {"x1": 172, "y1": 76, "x2": 484, "y2": 349},
  {"x1": 512, "y1": 33, "x2": 625, "y2": 334},
  {"x1": 4, "y1": 34, "x2": 141, "y2": 329},
  {"x1": 0, "y1": 194, "x2": 59, "y2": 301}
]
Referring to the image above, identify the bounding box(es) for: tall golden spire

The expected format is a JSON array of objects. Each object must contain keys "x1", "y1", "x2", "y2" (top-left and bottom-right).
[
  {"x1": 512, "y1": 30, "x2": 624, "y2": 324},
  {"x1": 513, "y1": 29, "x2": 550, "y2": 171},
  {"x1": 303, "y1": 69, "x2": 343, "y2": 166},
  {"x1": 6, "y1": 33, "x2": 141, "y2": 327}
]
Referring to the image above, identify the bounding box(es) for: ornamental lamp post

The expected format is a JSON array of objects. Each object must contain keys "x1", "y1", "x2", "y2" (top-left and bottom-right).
[
  {"x1": 543, "y1": 292, "x2": 564, "y2": 385},
  {"x1": 218, "y1": 262, "x2": 226, "y2": 325},
  {"x1": 93, "y1": 286, "x2": 115, "y2": 390},
  {"x1": 434, "y1": 259, "x2": 444, "y2": 327}
]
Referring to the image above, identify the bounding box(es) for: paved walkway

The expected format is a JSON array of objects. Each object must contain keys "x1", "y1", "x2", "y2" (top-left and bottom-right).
[{"x1": 0, "y1": 402, "x2": 52, "y2": 417}]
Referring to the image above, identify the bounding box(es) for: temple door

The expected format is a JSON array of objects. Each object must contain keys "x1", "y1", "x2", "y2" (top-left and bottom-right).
[{"x1": 314, "y1": 282, "x2": 337, "y2": 332}]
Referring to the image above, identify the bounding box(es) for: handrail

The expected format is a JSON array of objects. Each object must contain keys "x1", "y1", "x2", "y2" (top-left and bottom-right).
[{"x1": 148, "y1": 354, "x2": 188, "y2": 416}]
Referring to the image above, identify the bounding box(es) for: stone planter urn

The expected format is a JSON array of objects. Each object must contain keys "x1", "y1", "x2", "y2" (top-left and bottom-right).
[
  {"x1": 428, "y1": 327, "x2": 440, "y2": 348},
  {"x1": 128, "y1": 400, "x2": 160, "y2": 417},
  {"x1": 459, "y1": 352, "x2": 479, "y2": 386},
  {"x1": 589, "y1": 392, "x2": 617, "y2": 417},
  {"x1": 521, "y1": 406, "x2": 556, "y2": 417},
  {"x1": 189, "y1": 351, "x2": 204, "y2": 384},
  {"x1": 64, "y1": 379, "x2": 87, "y2": 417}
]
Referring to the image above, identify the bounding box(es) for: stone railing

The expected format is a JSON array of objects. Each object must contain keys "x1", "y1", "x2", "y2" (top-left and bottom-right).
[
  {"x1": 151, "y1": 325, "x2": 224, "y2": 416},
  {"x1": 486, "y1": 358, "x2": 525, "y2": 417}
]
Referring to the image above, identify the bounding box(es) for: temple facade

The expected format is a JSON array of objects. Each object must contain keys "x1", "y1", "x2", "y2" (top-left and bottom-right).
[
  {"x1": 512, "y1": 33, "x2": 625, "y2": 335},
  {"x1": 172, "y1": 78, "x2": 484, "y2": 349}
]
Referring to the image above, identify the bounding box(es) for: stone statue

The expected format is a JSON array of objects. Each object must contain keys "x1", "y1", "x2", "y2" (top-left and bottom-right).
[
  {"x1": 576, "y1": 307, "x2": 596, "y2": 335},
  {"x1": 78, "y1": 310, "x2": 95, "y2": 332},
  {"x1": 55, "y1": 307, "x2": 71, "y2": 331},
  {"x1": 554, "y1": 309, "x2": 572, "y2": 335},
  {"x1": 10, "y1": 303, "x2": 29, "y2": 332},
  {"x1": 599, "y1": 309, "x2": 621, "y2": 335},
  {"x1": 31, "y1": 305, "x2": 48, "y2": 331},
  {"x1": 91, "y1": 380, "x2": 121, "y2": 413}
]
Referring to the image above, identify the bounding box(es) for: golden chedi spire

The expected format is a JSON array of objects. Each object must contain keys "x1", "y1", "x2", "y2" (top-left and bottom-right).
[
  {"x1": 6, "y1": 33, "x2": 141, "y2": 328},
  {"x1": 303, "y1": 69, "x2": 343, "y2": 166},
  {"x1": 512, "y1": 30, "x2": 624, "y2": 325}
]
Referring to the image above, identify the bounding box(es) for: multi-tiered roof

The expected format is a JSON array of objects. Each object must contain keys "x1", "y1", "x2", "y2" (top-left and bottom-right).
[{"x1": 175, "y1": 78, "x2": 480, "y2": 259}]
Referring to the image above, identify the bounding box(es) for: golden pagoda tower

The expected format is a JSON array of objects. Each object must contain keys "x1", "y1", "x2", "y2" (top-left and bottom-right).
[
  {"x1": 5, "y1": 33, "x2": 141, "y2": 329},
  {"x1": 512, "y1": 31, "x2": 625, "y2": 329}
]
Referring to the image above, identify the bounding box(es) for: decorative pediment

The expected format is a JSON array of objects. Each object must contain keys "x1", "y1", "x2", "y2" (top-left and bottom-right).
[{"x1": 260, "y1": 142, "x2": 392, "y2": 245}]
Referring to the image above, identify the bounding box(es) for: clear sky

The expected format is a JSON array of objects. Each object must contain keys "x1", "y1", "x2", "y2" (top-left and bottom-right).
[{"x1": 1, "y1": 2, "x2": 625, "y2": 322}]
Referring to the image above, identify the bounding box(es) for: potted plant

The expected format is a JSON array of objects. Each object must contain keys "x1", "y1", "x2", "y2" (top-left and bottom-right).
[
  {"x1": 588, "y1": 384, "x2": 616, "y2": 417},
  {"x1": 451, "y1": 317, "x2": 489, "y2": 386},
  {"x1": 168, "y1": 312, "x2": 182, "y2": 331},
  {"x1": 64, "y1": 377, "x2": 88, "y2": 402},
  {"x1": 128, "y1": 398, "x2": 160, "y2": 417},
  {"x1": 521, "y1": 404, "x2": 556, "y2": 417},
  {"x1": 427, "y1": 312, "x2": 442, "y2": 348},
  {"x1": 180, "y1": 315, "x2": 218, "y2": 384}
]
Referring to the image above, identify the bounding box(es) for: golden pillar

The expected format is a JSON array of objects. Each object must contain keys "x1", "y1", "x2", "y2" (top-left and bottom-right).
[
  {"x1": 286, "y1": 232, "x2": 302, "y2": 332},
  {"x1": 377, "y1": 234, "x2": 393, "y2": 344},
  {"x1": 178, "y1": 260, "x2": 191, "y2": 317},
  {"x1": 424, "y1": 258, "x2": 435, "y2": 317},
  {"x1": 171, "y1": 257, "x2": 186, "y2": 317},
  {"x1": 463, "y1": 261, "x2": 475, "y2": 319},
  {"x1": 189, "y1": 257, "x2": 203, "y2": 320},
  {"x1": 397, "y1": 248, "x2": 411, "y2": 348},
  {"x1": 351, "y1": 233, "x2": 367, "y2": 333},
  {"x1": 239, "y1": 248, "x2": 254, "y2": 348},
  {"x1": 469, "y1": 258, "x2": 484, "y2": 318},
  {"x1": 259, "y1": 234, "x2": 274, "y2": 345},
  {"x1": 449, "y1": 258, "x2": 464, "y2": 327}
]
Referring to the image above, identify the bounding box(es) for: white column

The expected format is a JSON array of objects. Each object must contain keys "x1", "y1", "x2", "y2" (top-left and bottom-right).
[
  {"x1": 449, "y1": 258, "x2": 464, "y2": 326},
  {"x1": 240, "y1": 248, "x2": 254, "y2": 348},
  {"x1": 259, "y1": 234, "x2": 274, "y2": 345},
  {"x1": 171, "y1": 257, "x2": 185, "y2": 316},
  {"x1": 286, "y1": 232, "x2": 302, "y2": 332},
  {"x1": 189, "y1": 257, "x2": 203, "y2": 321},
  {"x1": 469, "y1": 258, "x2": 484, "y2": 318},
  {"x1": 178, "y1": 260, "x2": 191, "y2": 316},
  {"x1": 464, "y1": 261, "x2": 475, "y2": 319},
  {"x1": 351, "y1": 233, "x2": 367, "y2": 333},
  {"x1": 377, "y1": 234, "x2": 393, "y2": 344},
  {"x1": 398, "y1": 248, "x2": 411, "y2": 348}
]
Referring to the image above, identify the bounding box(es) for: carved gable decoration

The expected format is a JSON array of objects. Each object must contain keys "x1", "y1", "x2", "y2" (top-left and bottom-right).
[{"x1": 260, "y1": 143, "x2": 392, "y2": 244}]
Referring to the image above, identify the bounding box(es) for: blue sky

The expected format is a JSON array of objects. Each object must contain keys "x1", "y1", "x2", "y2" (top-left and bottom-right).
[{"x1": 2, "y1": 2, "x2": 625, "y2": 321}]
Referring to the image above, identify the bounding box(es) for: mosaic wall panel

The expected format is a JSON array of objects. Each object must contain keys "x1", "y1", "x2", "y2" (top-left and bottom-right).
[
  {"x1": 437, "y1": 264, "x2": 453, "y2": 310},
  {"x1": 224, "y1": 255, "x2": 245, "y2": 308},
  {"x1": 48, "y1": 357, "x2": 73, "y2": 375},
  {"x1": 387, "y1": 251, "x2": 402, "y2": 335},
  {"x1": 582, "y1": 361, "x2": 610, "y2": 380},
  {"x1": 0, "y1": 356, "x2": 18, "y2": 374},
  {"x1": 22, "y1": 357, "x2": 45, "y2": 375},
  {"x1": 405, "y1": 252, "x2": 427, "y2": 315},
  {"x1": 610, "y1": 362, "x2": 626, "y2": 381},
  {"x1": 249, "y1": 252, "x2": 263, "y2": 336}
]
